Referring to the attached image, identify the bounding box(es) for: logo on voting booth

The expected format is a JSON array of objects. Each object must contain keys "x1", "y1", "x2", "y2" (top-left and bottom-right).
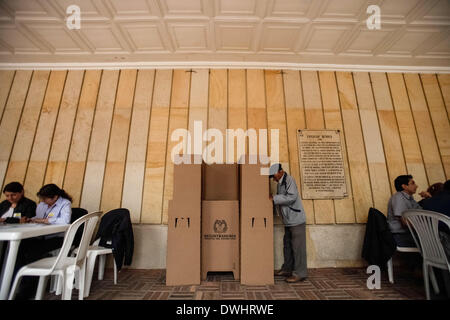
[{"x1": 213, "y1": 220, "x2": 228, "y2": 233}]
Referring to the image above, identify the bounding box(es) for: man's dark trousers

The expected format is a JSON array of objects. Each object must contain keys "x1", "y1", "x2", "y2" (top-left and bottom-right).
[{"x1": 281, "y1": 223, "x2": 307, "y2": 278}]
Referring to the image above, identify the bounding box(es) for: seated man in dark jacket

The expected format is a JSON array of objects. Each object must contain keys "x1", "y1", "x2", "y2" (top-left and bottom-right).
[{"x1": 0, "y1": 182, "x2": 36, "y2": 222}]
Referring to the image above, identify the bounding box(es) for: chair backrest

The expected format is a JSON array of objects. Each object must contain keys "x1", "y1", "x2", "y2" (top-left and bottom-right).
[
  {"x1": 52, "y1": 211, "x2": 102, "y2": 271},
  {"x1": 71, "y1": 208, "x2": 88, "y2": 223},
  {"x1": 403, "y1": 209, "x2": 450, "y2": 271},
  {"x1": 71, "y1": 208, "x2": 88, "y2": 247}
]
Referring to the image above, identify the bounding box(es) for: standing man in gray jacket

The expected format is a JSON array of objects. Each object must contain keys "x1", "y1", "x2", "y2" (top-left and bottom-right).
[{"x1": 269, "y1": 163, "x2": 307, "y2": 283}]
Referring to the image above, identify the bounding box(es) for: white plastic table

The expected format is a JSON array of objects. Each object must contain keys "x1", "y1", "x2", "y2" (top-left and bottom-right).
[{"x1": 0, "y1": 223, "x2": 69, "y2": 300}]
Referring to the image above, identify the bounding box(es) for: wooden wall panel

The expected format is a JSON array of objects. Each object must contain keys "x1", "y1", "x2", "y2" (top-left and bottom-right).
[
  {"x1": 265, "y1": 70, "x2": 289, "y2": 171},
  {"x1": 403, "y1": 74, "x2": 445, "y2": 184},
  {"x1": 188, "y1": 69, "x2": 209, "y2": 156},
  {"x1": 44, "y1": 70, "x2": 84, "y2": 187},
  {"x1": 63, "y1": 70, "x2": 102, "y2": 207},
  {"x1": 0, "y1": 70, "x2": 15, "y2": 123},
  {"x1": 319, "y1": 71, "x2": 355, "y2": 223},
  {"x1": 24, "y1": 71, "x2": 67, "y2": 201},
  {"x1": 282, "y1": 70, "x2": 314, "y2": 224},
  {"x1": 370, "y1": 73, "x2": 407, "y2": 194},
  {"x1": 2, "y1": 71, "x2": 49, "y2": 192},
  {"x1": 0, "y1": 71, "x2": 33, "y2": 189},
  {"x1": 353, "y1": 72, "x2": 390, "y2": 212},
  {"x1": 301, "y1": 71, "x2": 335, "y2": 224},
  {"x1": 387, "y1": 73, "x2": 429, "y2": 198},
  {"x1": 122, "y1": 70, "x2": 155, "y2": 223},
  {"x1": 80, "y1": 70, "x2": 119, "y2": 212},
  {"x1": 437, "y1": 74, "x2": 450, "y2": 118},
  {"x1": 336, "y1": 72, "x2": 373, "y2": 223},
  {"x1": 141, "y1": 70, "x2": 172, "y2": 224},
  {"x1": 0, "y1": 68, "x2": 447, "y2": 225},
  {"x1": 228, "y1": 69, "x2": 246, "y2": 162},
  {"x1": 420, "y1": 74, "x2": 450, "y2": 178},
  {"x1": 206, "y1": 69, "x2": 227, "y2": 164},
  {"x1": 101, "y1": 69, "x2": 137, "y2": 213},
  {"x1": 162, "y1": 70, "x2": 191, "y2": 224}
]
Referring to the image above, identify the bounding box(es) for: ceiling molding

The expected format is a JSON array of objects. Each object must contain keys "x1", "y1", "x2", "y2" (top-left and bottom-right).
[{"x1": 0, "y1": 60, "x2": 448, "y2": 74}]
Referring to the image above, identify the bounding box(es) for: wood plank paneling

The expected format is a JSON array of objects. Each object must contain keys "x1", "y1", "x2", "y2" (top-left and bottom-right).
[
  {"x1": 404, "y1": 74, "x2": 445, "y2": 184},
  {"x1": 24, "y1": 71, "x2": 67, "y2": 201},
  {"x1": 336, "y1": 72, "x2": 373, "y2": 223},
  {"x1": 162, "y1": 69, "x2": 191, "y2": 224},
  {"x1": 387, "y1": 73, "x2": 429, "y2": 198},
  {"x1": 80, "y1": 70, "x2": 119, "y2": 212},
  {"x1": 0, "y1": 71, "x2": 33, "y2": 189},
  {"x1": 420, "y1": 74, "x2": 450, "y2": 178},
  {"x1": 122, "y1": 70, "x2": 155, "y2": 223},
  {"x1": 0, "y1": 70, "x2": 15, "y2": 123},
  {"x1": 370, "y1": 72, "x2": 407, "y2": 194},
  {"x1": 188, "y1": 69, "x2": 209, "y2": 156},
  {"x1": 301, "y1": 71, "x2": 335, "y2": 224},
  {"x1": 207, "y1": 69, "x2": 227, "y2": 164},
  {"x1": 319, "y1": 71, "x2": 355, "y2": 223},
  {"x1": 141, "y1": 70, "x2": 173, "y2": 224},
  {"x1": 437, "y1": 74, "x2": 450, "y2": 119},
  {"x1": 0, "y1": 68, "x2": 447, "y2": 226},
  {"x1": 101, "y1": 69, "x2": 137, "y2": 213},
  {"x1": 2, "y1": 71, "x2": 49, "y2": 191},
  {"x1": 352, "y1": 72, "x2": 390, "y2": 212},
  {"x1": 282, "y1": 70, "x2": 314, "y2": 224},
  {"x1": 228, "y1": 69, "x2": 247, "y2": 162},
  {"x1": 265, "y1": 70, "x2": 289, "y2": 172},
  {"x1": 44, "y1": 70, "x2": 84, "y2": 187},
  {"x1": 63, "y1": 70, "x2": 102, "y2": 207}
]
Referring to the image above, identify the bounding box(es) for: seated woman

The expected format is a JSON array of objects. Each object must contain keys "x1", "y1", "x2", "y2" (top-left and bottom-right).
[
  {"x1": 0, "y1": 182, "x2": 36, "y2": 223},
  {"x1": 32, "y1": 183, "x2": 72, "y2": 225},
  {"x1": 13, "y1": 184, "x2": 73, "y2": 299}
]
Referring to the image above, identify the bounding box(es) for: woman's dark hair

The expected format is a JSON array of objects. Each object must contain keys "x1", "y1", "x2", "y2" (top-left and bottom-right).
[
  {"x1": 37, "y1": 184, "x2": 72, "y2": 202},
  {"x1": 3, "y1": 182, "x2": 24, "y2": 193},
  {"x1": 427, "y1": 182, "x2": 444, "y2": 197},
  {"x1": 394, "y1": 175, "x2": 413, "y2": 192}
]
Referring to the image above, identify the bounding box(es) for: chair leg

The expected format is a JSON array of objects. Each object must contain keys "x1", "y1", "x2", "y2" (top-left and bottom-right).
[
  {"x1": 84, "y1": 253, "x2": 98, "y2": 298},
  {"x1": 78, "y1": 264, "x2": 86, "y2": 301},
  {"x1": 98, "y1": 255, "x2": 106, "y2": 280},
  {"x1": 387, "y1": 258, "x2": 394, "y2": 284},
  {"x1": 429, "y1": 266, "x2": 440, "y2": 295},
  {"x1": 113, "y1": 260, "x2": 117, "y2": 285},
  {"x1": 63, "y1": 267, "x2": 76, "y2": 300},
  {"x1": 423, "y1": 263, "x2": 431, "y2": 300},
  {"x1": 49, "y1": 275, "x2": 57, "y2": 293},
  {"x1": 8, "y1": 273, "x2": 23, "y2": 300},
  {"x1": 35, "y1": 276, "x2": 49, "y2": 300}
]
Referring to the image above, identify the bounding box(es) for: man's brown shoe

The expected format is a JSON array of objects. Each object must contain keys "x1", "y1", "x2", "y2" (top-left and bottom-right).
[
  {"x1": 285, "y1": 275, "x2": 306, "y2": 283},
  {"x1": 274, "y1": 270, "x2": 292, "y2": 277}
]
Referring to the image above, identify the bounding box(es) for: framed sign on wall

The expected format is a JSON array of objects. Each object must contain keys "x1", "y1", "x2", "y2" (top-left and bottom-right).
[{"x1": 297, "y1": 129, "x2": 348, "y2": 200}]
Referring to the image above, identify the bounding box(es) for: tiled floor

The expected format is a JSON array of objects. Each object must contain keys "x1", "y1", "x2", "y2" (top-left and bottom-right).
[{"x1": 43, "y1": 267, "x2": 449, "y2": 300}]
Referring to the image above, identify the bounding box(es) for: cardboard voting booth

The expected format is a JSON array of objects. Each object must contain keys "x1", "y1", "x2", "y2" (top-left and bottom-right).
[{"x1": 166, "y1": 156, "x2": 274, "y2": 286}]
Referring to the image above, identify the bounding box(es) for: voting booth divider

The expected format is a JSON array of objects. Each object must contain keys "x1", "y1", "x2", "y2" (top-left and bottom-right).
[{"x1": 165, "y1": 155, "x2": 274, "y2": 286}]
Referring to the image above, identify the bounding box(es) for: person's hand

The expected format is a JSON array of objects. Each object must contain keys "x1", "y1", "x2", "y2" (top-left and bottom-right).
[
  {"x1": 0, "y1": 218, "x2": 5, "y2": 223},
  {"x1": 20, "y1": 216, "x2": 30, "y2": 224},
  {"x1": 31, "y1": 218, "x2": 50, "y2": 224},
  {"x1": 419, "y1": 191, "x2": 431, "y2": 199},
  {"x1": 269, "y1": 194, "x2": 273, "y2": 201}
]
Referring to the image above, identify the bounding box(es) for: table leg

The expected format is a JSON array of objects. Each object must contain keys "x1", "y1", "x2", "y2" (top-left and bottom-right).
[{"x1": 0, "y1": 240, "x2": 21, "y2": 300}]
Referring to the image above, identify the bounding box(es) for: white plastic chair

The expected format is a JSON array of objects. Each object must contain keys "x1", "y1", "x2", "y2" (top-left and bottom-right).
[
  {"x1": 403, "y1": 209, "x2": 450, "y2": 300},
  {"x1": 387, "y1": 246, "x2": 420, "y2": 283},
  {"x1": 8, "y1": 211, "x2": 102, "y2": 300},
  {"x1": 82, "y1": 238, "x2": 117, "y2": 297}
]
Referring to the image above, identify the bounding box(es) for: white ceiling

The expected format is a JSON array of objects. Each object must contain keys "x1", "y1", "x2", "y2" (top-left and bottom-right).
[{"x1": 0, "y1": 0, "x2": 449, "y2": 71}]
